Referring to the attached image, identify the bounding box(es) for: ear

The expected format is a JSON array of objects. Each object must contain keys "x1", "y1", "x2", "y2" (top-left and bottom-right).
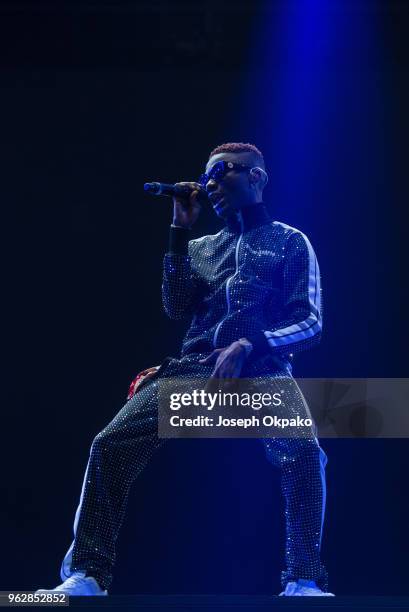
[{"x1": 249, "y1": 166, "x2": 269, "y2": 187}]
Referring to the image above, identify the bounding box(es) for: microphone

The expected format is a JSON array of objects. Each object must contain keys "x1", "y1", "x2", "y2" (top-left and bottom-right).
[{"x1": 144, "y1": 182, "x2": 209, "y2": 202}]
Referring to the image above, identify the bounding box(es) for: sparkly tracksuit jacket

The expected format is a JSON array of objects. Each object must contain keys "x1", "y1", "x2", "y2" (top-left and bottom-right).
[{"x1": 162, "y1": 204, "x2": 322, "y2": 369}]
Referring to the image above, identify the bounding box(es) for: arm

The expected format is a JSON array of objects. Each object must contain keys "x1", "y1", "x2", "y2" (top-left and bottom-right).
[
  {"x1": 247, "y1": 230, "x2": 323, "y2": 359},
  {"x1": 162, "y1": 226, "x2": 203, "y2": 320},
  {"x1": 162, "y1": 181, "x2": 205, "y2": 320}
]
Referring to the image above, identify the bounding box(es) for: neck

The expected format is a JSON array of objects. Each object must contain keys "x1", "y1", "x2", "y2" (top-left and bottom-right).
[{"x1": 225, "y1": 202, "x2": 271, "y2": 233}]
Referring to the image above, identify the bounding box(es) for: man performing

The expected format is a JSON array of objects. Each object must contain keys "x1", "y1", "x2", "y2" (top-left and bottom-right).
[{"x1": 37, "y1": 142, "x2": 333, "y2": 597}]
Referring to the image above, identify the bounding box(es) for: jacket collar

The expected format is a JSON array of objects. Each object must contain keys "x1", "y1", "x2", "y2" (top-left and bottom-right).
[{"x1": 225, "y1": 202, "x2": 272, "y2": 234}]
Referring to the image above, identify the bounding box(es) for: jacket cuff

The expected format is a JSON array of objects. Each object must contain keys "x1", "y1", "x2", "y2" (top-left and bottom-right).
[
  {"x1": 246, "y1": 331, "x2": 271, "y2": 359},
  {"x1": 169, "y1": 225, "x2": 190, "y2": 254}
]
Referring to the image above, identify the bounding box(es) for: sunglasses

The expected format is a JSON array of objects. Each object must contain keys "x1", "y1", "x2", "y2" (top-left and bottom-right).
[{"x1": 198, "y1": 161, "x2": 252, "y2": 188}]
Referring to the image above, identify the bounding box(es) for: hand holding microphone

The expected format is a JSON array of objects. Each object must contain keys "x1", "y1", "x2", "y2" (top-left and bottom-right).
[
  {"x1": 144, "y1": 180, "x2": 207, "y2": 229},
  {"x1": 172, "y1": 181, "x2": 205, "y2": 229}
]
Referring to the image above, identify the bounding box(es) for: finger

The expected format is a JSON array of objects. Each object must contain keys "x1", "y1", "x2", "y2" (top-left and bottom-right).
[
  {"x1": 216, "y1": 358, "x2": 240, "y2": 380},
  {"x1": 211, "y1": 355, "x2": 228, "y2": 378},
  {"x1": 209, "y1": 369, "x2": 220, "y2": 379},
  {"x1": 199, "y1": 349, "x2": 223, "y2": 364},
  {"x1": 199, "y1": 354, "x2": 213, "y2": 364},
  {"x1": 200, "y1": 356, "x2": 216, "y2": 364},
  {"x1": 190, "y1": 190, "x2": 200, "y2": 205},
  {"x1": 214, "y1": 350, "x2": 233, "y2": 371},
  {"x1": 208, "y1": 359, "x2": 224, "y2": 376},
  {"x1": 216, "y1": 364, "x2": 231, "y2": 379},
  {"x1": 217, "y1": 364, "x2": 229, "y2": 378},
  {"x1": 175, "y1": 181, "x2": 201, "y2": 191},
  {"x1": 213, "y1": 357, "x2": 225, "y2": 374}
]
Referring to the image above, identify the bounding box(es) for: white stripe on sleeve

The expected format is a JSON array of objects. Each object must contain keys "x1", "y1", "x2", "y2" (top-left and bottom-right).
[{"x1": 264, "y1": 232, "x2": 322, "y2": 348}]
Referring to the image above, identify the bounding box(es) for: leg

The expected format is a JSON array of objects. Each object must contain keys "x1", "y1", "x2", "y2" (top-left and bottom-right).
[
  {"x1": 264, "y1": 436, "x2": 328, "y2": 591},
  {"x1": 261, "y1": 375, "x2": 328, "y2": 591},
  {"x1": 61, "y1": 377, "x2": 164, "y2": 591}
]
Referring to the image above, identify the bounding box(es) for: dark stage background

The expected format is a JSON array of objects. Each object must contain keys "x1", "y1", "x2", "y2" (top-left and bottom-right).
[{"x1": 1, "y1": 0, "x2": 409, "y2": 597}]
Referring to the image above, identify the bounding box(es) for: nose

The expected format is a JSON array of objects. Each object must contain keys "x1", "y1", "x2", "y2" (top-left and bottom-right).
[{"x1": 206, "y1": 178, "x2": 217, "y2": 192}]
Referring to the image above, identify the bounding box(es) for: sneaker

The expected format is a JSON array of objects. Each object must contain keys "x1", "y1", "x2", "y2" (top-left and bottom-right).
[
  {"x1": 36, "y1": 571, "x2": 108, "y2": 596},
  {"x1": 279, "y1": 579, "x2": 334, "y2": 596}
]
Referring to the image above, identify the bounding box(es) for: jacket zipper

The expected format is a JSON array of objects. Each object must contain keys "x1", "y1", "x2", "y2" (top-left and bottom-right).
[{"x1": 213, "y1": 216, "x2": 244, "y2": 347}]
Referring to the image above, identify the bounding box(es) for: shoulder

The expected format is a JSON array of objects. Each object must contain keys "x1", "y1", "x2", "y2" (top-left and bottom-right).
[
  {"x1": 271, "y1": 221, "x2": 314, "y2": 250},
  {"x1": 271, "y1": 220, "x2": 303, "y2": 239}
]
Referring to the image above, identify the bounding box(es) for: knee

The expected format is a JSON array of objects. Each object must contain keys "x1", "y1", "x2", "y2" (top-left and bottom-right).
[
  {"x1": 265, "y1": 438, "x2": 323, "y2": 469},
  {"x1": 91, "y1": 429, "x2": 115, "y2": 454}
]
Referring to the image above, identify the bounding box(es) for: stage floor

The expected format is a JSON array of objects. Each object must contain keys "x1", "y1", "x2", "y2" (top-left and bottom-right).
[{"x1": 62, "y1": 594, "x2": 409, "y2": 612}]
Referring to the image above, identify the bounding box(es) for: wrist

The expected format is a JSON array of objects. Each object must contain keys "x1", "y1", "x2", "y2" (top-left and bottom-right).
[
  {"x1": 169, "y1": 225, "x2": 190, "y2": 254},
  {"x1": 246, "y1": 331, "x2": 271, "y2": 358}
]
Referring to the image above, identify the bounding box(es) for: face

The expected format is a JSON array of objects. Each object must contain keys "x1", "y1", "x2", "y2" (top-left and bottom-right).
[{"x1": 203, "y1": 152, "x2": 263, "y2": 219}]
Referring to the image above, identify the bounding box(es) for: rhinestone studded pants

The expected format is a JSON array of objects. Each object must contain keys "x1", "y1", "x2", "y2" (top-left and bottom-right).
[{"x1": 60, "y1": 354, "x2": 328, "y2": 591}]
